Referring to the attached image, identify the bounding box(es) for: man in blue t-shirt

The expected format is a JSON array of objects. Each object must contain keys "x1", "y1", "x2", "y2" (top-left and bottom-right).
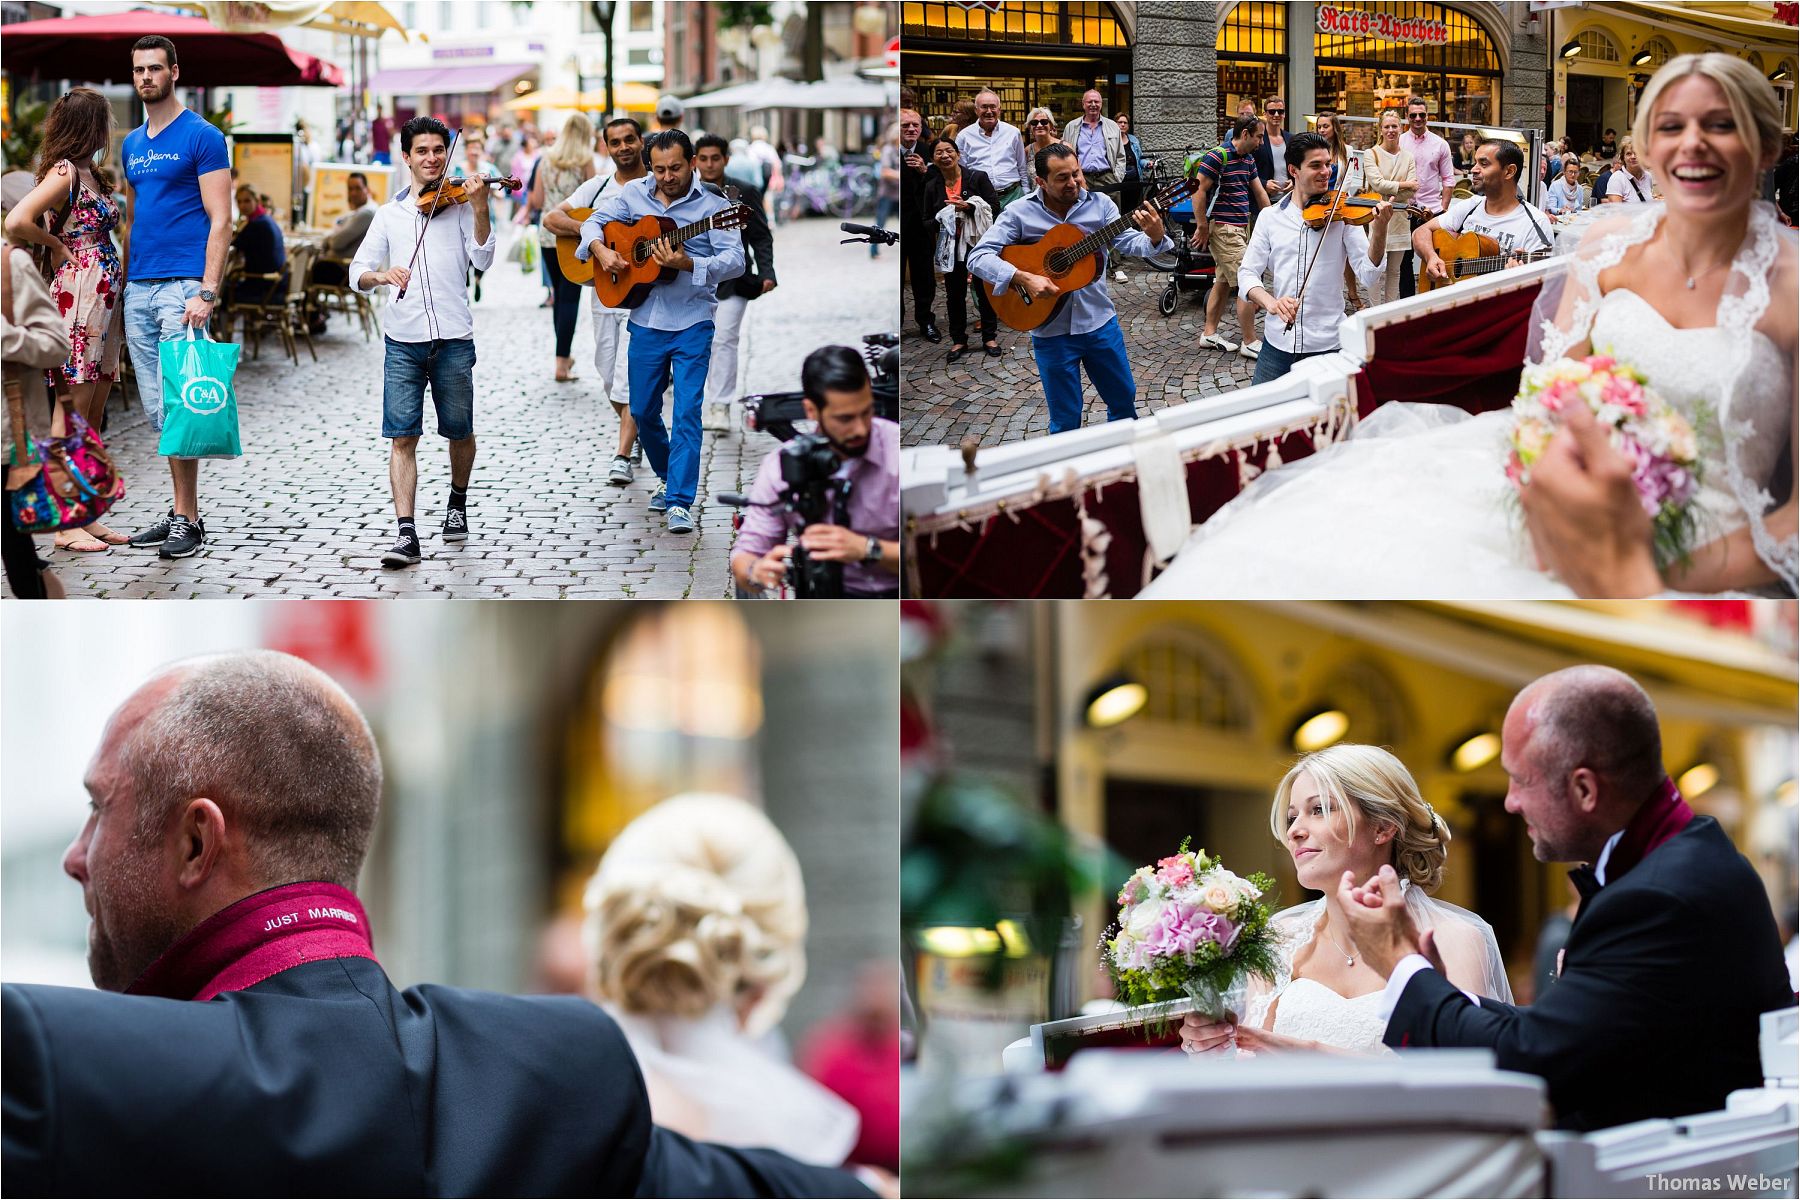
[
  {"x1": 1190, "y1": 115, "x2": 1270, "y2": 362},
  {"x1": 119, "y1": 34, "x2": 234, "y2": 561}
]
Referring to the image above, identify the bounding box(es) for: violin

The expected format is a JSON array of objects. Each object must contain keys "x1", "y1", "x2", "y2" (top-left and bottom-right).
[
  {"x1": 1299, "y1": 189, "x2": 1389, "y2": 229},
  {"x1": 414, "y1": 174, "x2": 521, "y2": 215}
]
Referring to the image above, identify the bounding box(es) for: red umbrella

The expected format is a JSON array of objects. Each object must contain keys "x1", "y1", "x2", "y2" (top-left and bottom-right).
[{"x1": 2, "y1": 10, "x2": 344, "y2": 88}]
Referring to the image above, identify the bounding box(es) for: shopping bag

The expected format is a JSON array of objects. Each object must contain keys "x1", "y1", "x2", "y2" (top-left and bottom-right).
[
  {"x1": 514, "y1": 233, "x2": 540, "y2": 273},
  {"x1": 157, "y1": 325, "x2": 242, "y2": 459}
]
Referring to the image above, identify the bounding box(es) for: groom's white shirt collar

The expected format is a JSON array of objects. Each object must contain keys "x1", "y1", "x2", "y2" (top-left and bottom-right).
[{"x1": 1592, "y1": 830, "x2": 1626, "y2": 887}]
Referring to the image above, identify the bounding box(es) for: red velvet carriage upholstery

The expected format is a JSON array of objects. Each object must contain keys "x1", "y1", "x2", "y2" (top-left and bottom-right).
[{"x1": 907, "y1": 274, "x2": 1548, "y2": 599}]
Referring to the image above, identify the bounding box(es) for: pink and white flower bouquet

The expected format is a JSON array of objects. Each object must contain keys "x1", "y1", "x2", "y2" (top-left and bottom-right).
[
  {"x1": 1103, "y1": 841, "x2": 1281, "y2": 1029},
  {"x1": 1508, "y1": 353, "x2": 1704, "y2": 569}
]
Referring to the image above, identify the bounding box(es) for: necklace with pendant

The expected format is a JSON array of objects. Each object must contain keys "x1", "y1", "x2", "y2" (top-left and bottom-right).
[{"x1": 1322, "y1": 928, "x2": 1356, "y2": 967}]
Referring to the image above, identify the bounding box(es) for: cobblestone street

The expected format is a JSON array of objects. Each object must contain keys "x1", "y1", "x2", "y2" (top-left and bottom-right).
[
  {"x1": 901, "y1": 255, "x2": 1267, "y2": 449},
  {"x1": 19, "y1": 216, "x2": 892, "y2": 599}
]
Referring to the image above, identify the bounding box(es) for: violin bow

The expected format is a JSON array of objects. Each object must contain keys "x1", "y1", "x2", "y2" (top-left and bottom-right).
[{"x1": 396, "y1": 125, "x2": 461, "y2": 302}]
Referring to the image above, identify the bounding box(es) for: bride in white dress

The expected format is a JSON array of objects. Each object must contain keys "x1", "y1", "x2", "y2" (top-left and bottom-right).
[
  {"x1": 584, "y1": 793, "x2": 860, "y2": 1165},
  {"x1": 1144, "y1": 54, "x2": 1796, "y2": 599},
  {"x1": 1179, "y1": 746, "x2": 1511, "y2": 1057}
]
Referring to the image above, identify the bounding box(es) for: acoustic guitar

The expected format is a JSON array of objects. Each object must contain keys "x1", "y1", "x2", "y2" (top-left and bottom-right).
[
  {"x1": 1420, "y1": 227, "x2": 1554, "y2": 292},
  {"x1": 554, "y1": 208, "x2": 597, "y2": 284},
  {"x1": 987, "y1": 175, "x2": 1199, "y2": 333},
  {"x1": 585, "y1": 202, "x2": 754, "y2": 309}
]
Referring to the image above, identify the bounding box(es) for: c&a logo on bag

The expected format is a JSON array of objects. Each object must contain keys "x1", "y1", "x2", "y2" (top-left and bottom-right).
[{"x1": 181, "y1": 374, "x2": 229, "y2": 415}]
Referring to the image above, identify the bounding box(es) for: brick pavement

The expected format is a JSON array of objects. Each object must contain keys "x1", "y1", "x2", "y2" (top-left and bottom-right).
[
  {"x1": 900, "y1": 256, "x2": 1265, "y2": 449},
  {"x1": 14, "y1": 216, "x2": 891, "y2": 598}
]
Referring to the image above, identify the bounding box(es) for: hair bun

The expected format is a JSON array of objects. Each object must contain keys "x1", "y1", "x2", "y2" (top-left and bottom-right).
[{"x1": 582, "y1": 795, "x2": 807, "y2": 1035}]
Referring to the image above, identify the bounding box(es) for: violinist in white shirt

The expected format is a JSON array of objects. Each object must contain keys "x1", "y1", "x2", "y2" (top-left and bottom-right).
[{"x1": 1238, "y1": 131, "x2": 1390, "y2": 385}]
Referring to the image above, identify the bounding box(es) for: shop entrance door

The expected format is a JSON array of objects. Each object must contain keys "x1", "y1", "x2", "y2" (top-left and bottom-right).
[{"x1": 1567, "y1": 75, "x2": 1604, "y2": 157}]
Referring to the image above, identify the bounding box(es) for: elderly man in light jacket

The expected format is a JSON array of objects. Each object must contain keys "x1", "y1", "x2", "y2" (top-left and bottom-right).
[{"x1": 1062, "y1": 90, "x2": 1122, "y2": 192}]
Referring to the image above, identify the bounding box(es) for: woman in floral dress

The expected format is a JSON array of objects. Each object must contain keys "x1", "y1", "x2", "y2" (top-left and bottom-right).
[{"x1": 2, "y1": 87, "x2": 125, "y2": 552}]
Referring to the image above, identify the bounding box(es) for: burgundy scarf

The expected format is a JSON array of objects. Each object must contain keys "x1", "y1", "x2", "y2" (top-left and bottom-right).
[
  {"x1": 1602, "y1": 776, "x2": 1695, "y2": 883},
  {"x1": 125, "y1": 882, "x2": 378, "y2": 1002}
]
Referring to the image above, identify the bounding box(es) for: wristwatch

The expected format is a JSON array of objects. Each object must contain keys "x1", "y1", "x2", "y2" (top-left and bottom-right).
[
  {"x1": 198, "y1": 288, "x2": 218, "y2": 304},
  {"x1": 862, "y1": 535, "x2": 882, "y2": 564}
]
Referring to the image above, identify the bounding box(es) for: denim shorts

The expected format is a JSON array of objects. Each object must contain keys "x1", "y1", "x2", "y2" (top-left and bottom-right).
[
  {"x1": 123, "y1": 278, "x2": 203, "y2": 433},
  {"x1": 382, "y1": 336, "x2": 475, "y2": 440}
]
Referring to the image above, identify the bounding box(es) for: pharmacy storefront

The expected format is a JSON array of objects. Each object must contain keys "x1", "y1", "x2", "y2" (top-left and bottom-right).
[{"x1": 1216, "y1": 0, "x2": 1510, "y2": 130}]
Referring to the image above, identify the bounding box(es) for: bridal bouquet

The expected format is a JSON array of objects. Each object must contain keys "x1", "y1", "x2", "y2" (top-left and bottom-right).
[
  {"x1": 1103, "y1": 841, "x2": 1281, "y2": 1027},
  {"x1": 1508, "y1": 354, "x2": 1703, "y2": 568}
]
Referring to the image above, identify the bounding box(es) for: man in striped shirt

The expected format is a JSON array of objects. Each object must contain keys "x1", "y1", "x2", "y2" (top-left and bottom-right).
[{"x1": 1191, "y1": 116, "x2": 1271, "y2": 360}]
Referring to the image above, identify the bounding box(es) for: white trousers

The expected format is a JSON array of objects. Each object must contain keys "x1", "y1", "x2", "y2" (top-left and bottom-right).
[
  {"x1": 704, "y1": 293, "x2": 750, "y2": 406},
  {"x1": 591, "y1": 303, "x2": 631, "y2": 407}
]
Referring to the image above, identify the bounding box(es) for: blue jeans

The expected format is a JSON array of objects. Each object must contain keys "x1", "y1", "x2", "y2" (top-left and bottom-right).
[
  {"x1": 628, "y1": 321, "x2": 713, "y2": 509},
  {"x1": 382, "y1": 336, "x2": 476, "y2": 439},
  {"x1": 123, "y1": 278, "x2": 203, "y2": 434},
  {"x1": 1250, "y1": 341, "x2": 1335, "y2": 386},
  {"x1": 1031, "y1": 318, "x2": 1137, "y2": 435}
]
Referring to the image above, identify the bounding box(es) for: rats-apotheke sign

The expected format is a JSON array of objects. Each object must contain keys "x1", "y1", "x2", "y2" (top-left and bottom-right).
[{"x1": 1316, "y1": 5, "x2": 1451, "y2": 47}]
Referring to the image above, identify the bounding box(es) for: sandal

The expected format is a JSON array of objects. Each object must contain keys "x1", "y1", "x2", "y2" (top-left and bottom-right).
[
  {"x1": 84, "y1": 523, "x2": 130, "y2": 546},
  {"x1": 55, "y1": 532, "x2": 111, "y2": 553}
]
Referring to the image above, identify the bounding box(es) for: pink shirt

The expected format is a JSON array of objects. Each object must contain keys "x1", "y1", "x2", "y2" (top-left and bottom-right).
[
  {"x1": 737, "y1": 416, "x2": 900, "y2": 596},
  {"x1": 1402, "y1": 128, "x2": 1456, "y2": 211}
]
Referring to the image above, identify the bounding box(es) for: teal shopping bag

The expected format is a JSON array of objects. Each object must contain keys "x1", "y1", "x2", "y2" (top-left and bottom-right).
[{"x1": 157, "y1": 325, "x2": 243, "y2": 459}]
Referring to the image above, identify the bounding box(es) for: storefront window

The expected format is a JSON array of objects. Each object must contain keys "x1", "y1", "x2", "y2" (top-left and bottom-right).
[
  {"x1": 1217, "y1": 2, "x2": 1287, "y2": 135},
  {"x1": 901, "y1": 1, "x2": 1123, "y2": 47},
  {"x1": 1573, "y1": 29, "x2": 1621, "y2": 63},
  {"x1": 902, "y1": 1, "x2": 1131, "y2": 132}
]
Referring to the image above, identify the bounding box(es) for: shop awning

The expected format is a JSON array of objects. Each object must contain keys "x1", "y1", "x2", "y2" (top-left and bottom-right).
[
  {"x1": 1266, "y1": 601, "x2": 1798, "y2": 727},
  {"x1": 368, "y1": 62, "x2": 535, "y2": 96},
  {"x1": 1, "y1": 10, "x2": 344, "y2": 87},
  {"x1": 1612, "y1": 2, "x2": 1800, "y2": 57},
  {"x1": 679, "y1": 77, "x2": 893, "y2": 111}
]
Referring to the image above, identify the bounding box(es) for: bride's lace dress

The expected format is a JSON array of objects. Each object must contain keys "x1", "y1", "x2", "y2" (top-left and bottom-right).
[
  {"x1": 1263, "y1": 977, "x2": 1391, "y2": 1054},
  {"x1": 1141, "y1": 207, "x2": 1794, "y2": 599},
  {"x1": 1232, "y1": 896, "x2": 1513, "y2": 1055}
]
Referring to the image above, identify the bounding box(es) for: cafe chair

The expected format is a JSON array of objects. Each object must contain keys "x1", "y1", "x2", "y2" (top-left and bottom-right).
[
  {"x1": 306, "y1": 255, "x2": 376, "y2": 341},
  {"x1": 230, "y1": 243, "x2": 318, "y2": 366}
]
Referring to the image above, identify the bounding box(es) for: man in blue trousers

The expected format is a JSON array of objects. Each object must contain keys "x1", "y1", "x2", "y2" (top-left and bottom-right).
[
  {"x1": 579, "y1": 130, "x2": 744, "y2": 534},
  {"x1": 967, "y1": 143, "x2": 1172, "y2": 436}
]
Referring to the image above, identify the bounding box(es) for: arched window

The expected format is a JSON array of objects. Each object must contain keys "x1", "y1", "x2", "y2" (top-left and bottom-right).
[
  {"x1": 1316, "y1": 659, "x2": 1411, "y2": 751},
  {"x1": 562, "y1": 605, "x2": 764, "y2": 858},
  {"x1": 1575, "y1": 29, "x2": 1622, "y2": 63},
  {"x1": 1638, "y1": 36, "x2": 1676, "y2": 69},
  {"x1": 1116, "y1": 630, "x2": 1256, "y2": 733}
]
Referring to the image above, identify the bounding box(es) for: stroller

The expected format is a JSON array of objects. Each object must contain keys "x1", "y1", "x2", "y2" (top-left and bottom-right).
[{"x1": 1143, "y1": 148, "x2": 1219, "y2": 318}]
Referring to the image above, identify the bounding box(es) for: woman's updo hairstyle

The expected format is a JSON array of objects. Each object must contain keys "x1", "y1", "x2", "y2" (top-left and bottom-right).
[
  {"x1": 1268, "y1": 743, "x2": 1450, "y2": 892},
  {"x1": 584, "y1": 793, "x2": 807, "y2": 1037}
]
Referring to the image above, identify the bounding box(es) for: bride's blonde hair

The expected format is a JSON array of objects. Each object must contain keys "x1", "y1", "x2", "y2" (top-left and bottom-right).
[
  {"x1": 1633, "y1": 53, "x2": 1784, "y2": 171},
  {"x1": 1269, "y1": 744, "x2": 1449, "y2": 892},
  {"x1": 583, "y1": 793, "x2": 807, "y2": 1037}
]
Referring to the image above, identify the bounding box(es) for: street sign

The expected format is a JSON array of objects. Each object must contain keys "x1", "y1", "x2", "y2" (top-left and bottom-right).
[{"x1": 886, "y1": 36, "x2": 899, "y2": 70}]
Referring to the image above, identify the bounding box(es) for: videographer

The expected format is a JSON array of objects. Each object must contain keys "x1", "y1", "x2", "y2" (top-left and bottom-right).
[{"x1": 732, "y1": 345, "x2": 900, "y2": 598}]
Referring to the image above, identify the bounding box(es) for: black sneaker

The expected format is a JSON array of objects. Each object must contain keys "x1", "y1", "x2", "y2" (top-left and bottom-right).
[
  {"x1": 158, "y1": 514, "x2": 205, "y2": 559},
  {"x1": 381, "y1": 532, "x2": 422, "y2": 567},
  {"x1": 128, "y1": 510, "x2": 174, "y2": 548},
  {"x1": 442, "y1": 507, "x2": 469, "y2": 542}
]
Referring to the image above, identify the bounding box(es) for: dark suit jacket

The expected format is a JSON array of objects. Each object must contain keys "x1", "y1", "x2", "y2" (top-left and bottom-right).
[
  {"x1": 1385, "y1": 816, "x2": 1793, "y2": 1131},
  {"x1": 724, "y1": 181, "x2": 776, "y2": 302},
  {"x1": 920, "y1": 168, "x2": 1003, "y2": 271},
  {"x1": 2, "y1": 957, "x2": 869, "y2": 1197},
  {"x1": 1251, "y1": 136, "x2": 1275, "y2": 186},
  {"x1": 899, "y1": 137, "x2": 937, "y2": 222}
]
